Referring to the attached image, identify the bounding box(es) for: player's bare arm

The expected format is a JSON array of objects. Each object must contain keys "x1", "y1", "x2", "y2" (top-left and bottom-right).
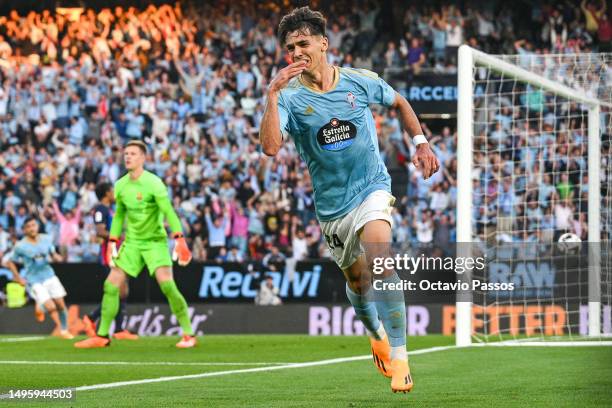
[
  {"x1": 95, "y1": 222, "x2": 109, "y2": 240},
  {"x1": 5, "y1": 260, "x2": 26, "y2": 286},
  {"x1": 391, "y1": 92, "x2": 440, "y2": 179},
  {"x1": 259, "y1": 60, "x2": 306, "y2": 156}
]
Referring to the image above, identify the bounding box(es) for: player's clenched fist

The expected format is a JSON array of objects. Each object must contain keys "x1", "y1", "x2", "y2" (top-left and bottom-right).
[
  {"x1": 172, "y1": 233, "x2": 192, "y2": 266},
  {"x1": 107, "y1": 237, "x2": 119, "y2": 267},
  {"x1": 268, "y1": 60, "x2": 307, "y2": 94}
]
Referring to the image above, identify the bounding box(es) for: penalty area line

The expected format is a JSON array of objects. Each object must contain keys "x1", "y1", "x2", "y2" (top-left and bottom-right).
[{"x1": 75, "y1": 345, "x2": 458, "y2": 392}]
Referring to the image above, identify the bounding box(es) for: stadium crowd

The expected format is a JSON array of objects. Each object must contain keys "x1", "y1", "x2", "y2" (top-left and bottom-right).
[{"x1": 0, "y1": 0, "x2": 609, "y2": 264}]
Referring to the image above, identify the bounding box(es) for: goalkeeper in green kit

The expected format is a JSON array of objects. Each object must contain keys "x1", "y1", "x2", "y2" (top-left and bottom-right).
[{"x1": 75, "y1": 140, "x2": 196, "y2": 349}]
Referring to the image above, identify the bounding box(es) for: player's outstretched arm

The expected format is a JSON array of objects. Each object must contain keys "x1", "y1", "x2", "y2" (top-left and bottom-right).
[
  {"x1": 391, "y1": 92, "x2": 440, "y2": 179},
  {"x1": 154, "y1": 187, "x2": 192, "y2": 266},
  {"x1": 259, "y1": 61, "x2": 306, "y2": 156}
]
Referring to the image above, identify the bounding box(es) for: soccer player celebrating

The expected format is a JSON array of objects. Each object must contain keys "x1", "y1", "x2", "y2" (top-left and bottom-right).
[
  {"x1": 82, "y1": 182, "x2": 138, "y2": 340},
  {"x1": 4, "y1": 217, "x2": 73, "y2": 339},
  {"x1": 75, "y1": 140, "x2": 196, "y2": 348},
  {"x1": 260, "y1": 7, "x2": 439, "y2": 393}
]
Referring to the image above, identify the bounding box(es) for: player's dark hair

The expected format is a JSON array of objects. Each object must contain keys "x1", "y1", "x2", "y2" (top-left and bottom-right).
[
  {"x1": 125, "y1": 139, "x2": 148, "y2": 154},
  {"x1": 278, "y1": 6, "x2": 327, "y2": 46},
  {"x1": 23, "y1": 216, "x2": 38, "y2": 226},
  {"x1": 95, "y1": 182, "x2": 112, "y2": 200}
]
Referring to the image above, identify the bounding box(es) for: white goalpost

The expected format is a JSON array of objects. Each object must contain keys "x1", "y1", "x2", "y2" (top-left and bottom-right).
[{"x1": 456, "y1": 45, "x2": 612, "y2": 346}]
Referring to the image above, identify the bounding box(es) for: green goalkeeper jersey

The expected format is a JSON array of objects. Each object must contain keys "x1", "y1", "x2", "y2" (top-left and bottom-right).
[{"x1": 109, "y1": 170, "x2": 183, "y2": 242}]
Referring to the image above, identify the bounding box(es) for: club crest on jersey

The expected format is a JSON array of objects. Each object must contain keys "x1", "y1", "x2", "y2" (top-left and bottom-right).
[
  {"x1": 136, "y1": 192, "x2": 143, "y2": 201},
  {"x1": 317, "y1": 118, "x2": 357, "y2": 151},
  {"x1": 346, "y1": 92, "x2": 356, "y2": 108}
]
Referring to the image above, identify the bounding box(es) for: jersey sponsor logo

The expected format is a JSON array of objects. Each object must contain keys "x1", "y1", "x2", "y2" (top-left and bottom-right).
[
  {"x1": 136, "y1": 192, "x2": 143, "y2": 201},
  {"x1": 316, "y1": 118, "x2": 357, "y2": 151}
]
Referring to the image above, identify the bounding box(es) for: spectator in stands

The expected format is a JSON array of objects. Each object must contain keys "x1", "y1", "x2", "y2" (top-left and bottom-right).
[
  {"x1": 262, "y1": 245, "x2": 286, "y2": 269},
  {"x1": 596, "y1": 13, "x2": 611, "y2": 51},
  {"x1": 51, "y1": 201, "x2": 81, "y2": 249},
  {"x1": 255, "y1": 275, "x2": 282, "y2": 306},
  {"x1": 291, "y1": 228, "x2": 308, "y2": 262},
  {"x1": 415, "y1": 210, "x2": 434, "y2": 244},
  {"x1": 384, "y1": 41, "x2": 402, "y2": 68},
  {"x1": 0, "y1": 224, "x2": 9, "y2": 257},
  {"x1": 581, "y1": 0, "x2": 607, "y2": 37},
  {"x1": 407, "y1": 37, "x2": 426, "y2": 74},
  {"x1": 204, "y1": 206, "x2": 229, "y2": 260},
  {"x1": 445, "y1": 17, "x2": 463, "y2": 64}
]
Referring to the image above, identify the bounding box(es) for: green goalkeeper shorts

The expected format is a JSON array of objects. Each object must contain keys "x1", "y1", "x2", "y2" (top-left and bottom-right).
[{"x1": 114, "y1": 239, "x2": 173, "y2": 278}]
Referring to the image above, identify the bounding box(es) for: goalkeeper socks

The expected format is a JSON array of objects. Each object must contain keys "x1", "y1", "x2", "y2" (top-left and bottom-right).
[
  {"x1": 89, "y1": 305, "x2": 102, "y2": 322},
  {"x1": 97, "y1": 281, "x2": 120, "y2": 337},
  {"x1": 114, "y1": 300, "x2": 127, "y2": 331},
  {"x1": 346, "y1": 283, "x2": 383, "y2": 340},
  {"x1": 159, "y1": 280, "x2": 194, "y2": 336},
  {"x1": 58, "y1": 308, "x2": 68, "y2": 331},
  {"x1": 375, "y1": 273, "x2": 407, "y2": 349}
]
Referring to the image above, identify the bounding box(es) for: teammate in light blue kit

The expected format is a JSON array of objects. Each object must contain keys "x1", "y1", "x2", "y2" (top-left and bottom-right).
[
  {"x1": 260, "y1": 7, "x2": 439, "y2": 394},
  {"x1": 3, "y1": 217, "x2": 73, "y2": 339}
]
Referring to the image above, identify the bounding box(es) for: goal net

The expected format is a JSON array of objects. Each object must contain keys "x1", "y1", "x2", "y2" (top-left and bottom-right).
[{"x1": 456, "y1": 46, "x2": 612, "y2": 345}]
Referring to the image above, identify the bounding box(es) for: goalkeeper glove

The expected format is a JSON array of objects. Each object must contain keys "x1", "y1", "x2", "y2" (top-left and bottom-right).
[
  {"x1": 106, "y1": 237, "x2": 119, "y2": 267},
  {"x1": 172, "y1": 233, "x2": 192, "y2": 266}
]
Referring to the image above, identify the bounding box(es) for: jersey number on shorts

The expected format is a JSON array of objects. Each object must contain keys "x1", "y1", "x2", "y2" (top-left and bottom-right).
[{"x1": 325, "y1": 234, "x2": 344, "y2": 250}]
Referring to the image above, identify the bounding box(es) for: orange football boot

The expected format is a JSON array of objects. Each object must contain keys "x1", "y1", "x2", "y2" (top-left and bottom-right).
[
  {"x1": 390, "y1": 359, "x2": 414, "y2": 393},
  {"x1": 74, "y1": 336, "x2": 110, "y2": 348},
  {"x1": 176, "y1": 335, "x2": 197, "y2": 348},
  {"x1": 59, "y1": 330, "x2": 74, "y2": 339},
  {"x1": 369, "y1": 335, "x2": 392, "y2": 378},
  {"x1": 113, "y1": 330, "x2": 139, "y2": 340},
  {"x1": 82, "y1": 315, "x2": 97, "y2": 337},
  {"x1": 34, "y1": 305, "x2": 45, "y2": 322}
]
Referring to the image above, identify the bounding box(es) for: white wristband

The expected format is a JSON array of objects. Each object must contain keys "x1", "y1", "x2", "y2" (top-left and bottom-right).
[{"x1": 413, "y1": 134, "x2": 428, "y2": 145}]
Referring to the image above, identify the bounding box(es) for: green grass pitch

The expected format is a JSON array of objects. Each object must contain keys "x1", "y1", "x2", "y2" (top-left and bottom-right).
[{"x1": 0, "y1": 335, "x2": 610, "y2": 407}]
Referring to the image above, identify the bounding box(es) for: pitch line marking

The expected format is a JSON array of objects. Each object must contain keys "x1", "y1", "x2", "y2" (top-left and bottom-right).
[
  {"x1": 5, "y1": 342, "x2": 609, "y2": 394},
  {"x1": 478, "y1": 340, "x2": 612, "y2": 347},
  {"x1": 0, "y1": 336, "x2": 46, "y2": 343},
  {"x1": 0, "y1": 361, "x2": 296, "y2": 367},
  {"x1": 74, "y1": 345, "x2": 458, "y2": 392}
]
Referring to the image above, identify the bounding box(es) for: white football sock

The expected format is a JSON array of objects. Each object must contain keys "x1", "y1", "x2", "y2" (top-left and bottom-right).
[{"x1": 390, "y1": 345, "x2": 408, "y2": 361}]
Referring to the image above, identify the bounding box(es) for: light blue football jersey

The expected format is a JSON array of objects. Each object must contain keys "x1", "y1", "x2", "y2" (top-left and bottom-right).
[
  {"x1": 10, "y1": 234, "x2": 56, "y2": 284},
  {"x1": 278, "y1": 66, "x2": 395, "y2": 221}
]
